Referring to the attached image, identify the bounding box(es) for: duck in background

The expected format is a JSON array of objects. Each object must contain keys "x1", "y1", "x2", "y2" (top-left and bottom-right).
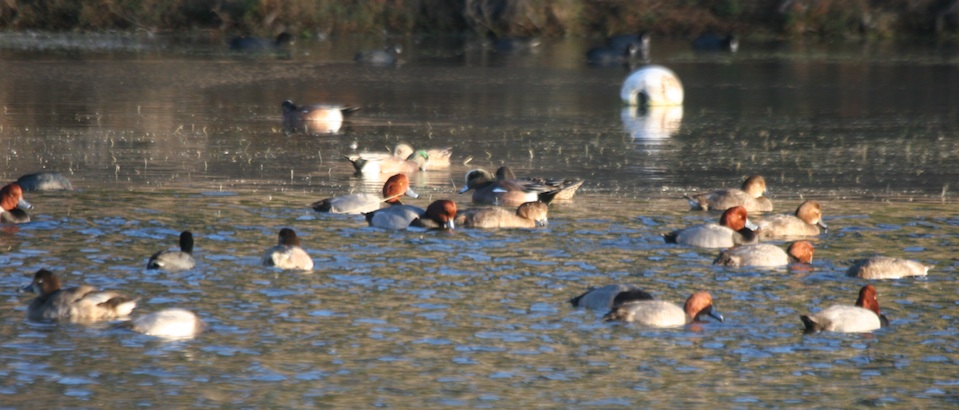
[
  {"x1": 123, "y1": 308, "x2": 206, "y2": 339},
  {"x1": 846, "y1": 256, "x2": 929, "y2": 279},
  {"x1": 20, "y1": 269, "x2": 137, "y2": 322},
  {"x1": 569, "y1": 284, "x2": 654, "y2": 311},
  {"x1": 262, "y1": 228, "x2": 314, "y2": 271},
  {"x1": 692, "y1": 32, "x2": 738, "y2": 52},
  {"x1": 282, "y1": 100, "x2": 360, "y2": 134},
  {"x1": 663, "y1": 206, "x2": 757, "y2": 248},
  {"x1": 0, "y1": 182, "x2": 32, "y2": 224},
  {"x1": 495, "y1": 166, "x2": 584, "y2": 202},
  {"x1": 354, "y1": 45, "x2": 402, "y2": 65},
  {"x1": 685, "y1": 175, "x2": 773, "y2": 212},
  {"x1": 16, "y1": 172, "x2": 73, "y2": 191},
  {"x1": 714, "y1": 241, "x2": 814, "y2": 268},
  {"x1": 311, "y1": 173, "x2": 418, "y2": 214},
  {"x1": 346, "y1": 149, "x2": 429, "y2": 176},
  {"x1": 455, "y1": 201, "x2": 548, "y2": 229},
  {"x1": 801, "y1": 285, "x2": 889, "y2": 333},
  {"x1": 365, "y1": 199, "x2": 457, "y2": 230},
  {"x1": 603, "y1": 291, "x2": 724, "y2": 327},
  {"x1": 146, "y1": 231, "x2": 196, "y2": 271},
  {"x1": 586, "y1": 31, "x2": 650, "y2": 65},
  {"x1": 459, "y1": 169, "x2": 564, "y2": 206},
  {"x1": 756, "y1": 200, "x2": 827, "y2": 239}
]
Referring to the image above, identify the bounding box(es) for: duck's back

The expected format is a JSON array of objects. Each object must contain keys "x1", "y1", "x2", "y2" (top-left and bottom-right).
[
  {"x1": 457, "y1": 207, "x2": 534, "y2": 228},
  {"x1": 671, "y1": 223, "x2": 739, "y2": 248},
  {"x1": 715, "y1": 243, "x2": 789, "y2": 267},
  {"x1": 847, "y1": 257, "x2": 929, "y2": 279},
  {"x1": 263, "y1": 245, "x2": 314, "y2": 270},
  {"x1": 802, "y1": 305, "x2": 881, "y2": 333},
  {"x1": 757, "y1": 215, "x2": 819, "y2": 238},
  {"x1": 608, "y1": 300, "x2": 686, "y2": 327},
  {"x1": 367, "y1": 205, "x2": 425, "y2": 229},
  {"x1": 314, "y1": 193, "x2": 383, "y2": 214},
  {"x1": 30, "y1": 286, "x2": 136, "y2": 322}
]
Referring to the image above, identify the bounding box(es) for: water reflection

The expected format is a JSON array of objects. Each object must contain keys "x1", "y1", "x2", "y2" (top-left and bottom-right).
[{"x1": 621, "y1": 105, "x2": 684, "y2": 142}]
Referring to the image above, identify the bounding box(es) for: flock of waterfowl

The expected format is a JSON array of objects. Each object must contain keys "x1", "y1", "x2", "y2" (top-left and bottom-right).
[{"x1": 5, "y1": 31, "x2": 930, "y2": 343}]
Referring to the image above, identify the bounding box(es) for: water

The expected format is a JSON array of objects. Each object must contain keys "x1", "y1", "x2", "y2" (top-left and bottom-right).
[{"x1": 0, "y1": 33, "x2": 958, "y2": 407}]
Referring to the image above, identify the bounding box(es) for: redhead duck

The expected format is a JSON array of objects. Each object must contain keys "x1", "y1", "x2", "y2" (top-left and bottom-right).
[
  {"x1": 346, "y1": 149, "x2": 428, "y2": 176},
  {"x1": 282, "y1": 100, "x2": 359, "y2": 134},
  {"x1": 621, "y1": 65, "x2": 684, "y2": 107},
  {"x1": 686, "y1": 175, "x2": 773, "y2": 212},
  {"x1": 756, "y1": 200, "x2": 827, "y2": 239},
  {"x1": 262, "y1": 228, "x2": 314, "y2": 271},
  {"x1": 365, "y1": 199, "x2": 457, "y2": 230},
  {"x1": 459, "y1": 169, "x2": 564, "y2": 206},
  {"x1": 311, "y1": 173, "x2": 418, "y2": 214},
  {"x1": 846, "y1": 256, "x2": 929, "y2": 279},
  {"x1": 229, "y1": 32, "x2": 292, "y2": 51},
  {"x1": 146, "y1": 231, "x2": 196, "y2": 271},
  {"x1": 17, "y1": 172, "x2": 73, "y2": 191},
  {"x1": 354, "y1": 45, "x2": 402, "y2": 65},
  {"x1": 603, "y1": 291, "x2": 724, "y2": 327},
  {"x1": 455, "y1": 201, "x2": 548, "y2": 229},
  {"x1": 125, "y1": 308, "x2": 206, "y2": 339},
  {"x1": 692, "y1": 32, "x2": 738, "y2": 52},
  {"x1": 663, "y1": 206, "x2": 758, "y2": 248},
  {"x1": 714, "y1": 241, "x2": 814, "y2": 268},
  {"x1": 569, "y1": 284, "x2": 653, "y2": 311},
  {"x1": 495, "y1": 166, "x2": 584, "y2": 201},
  {"x1": 20, "y1": 269, "x2": 137, "y2": 322},
  {"x1": 801, "y1": 285, "x2": 889, "y2": 333},
  {"x1": 0, "y1": 182, "x2": 32, "y2": 224}
]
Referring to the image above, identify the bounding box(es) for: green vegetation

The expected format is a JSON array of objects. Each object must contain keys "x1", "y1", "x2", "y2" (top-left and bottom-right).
[{"x1": 0, "y1": 0, "x2": 957, "y2": 39}]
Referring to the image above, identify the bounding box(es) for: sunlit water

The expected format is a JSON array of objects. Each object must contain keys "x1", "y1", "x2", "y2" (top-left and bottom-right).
[{"x1": 0, "y1": 33, "x2": 957, "y2": 407}]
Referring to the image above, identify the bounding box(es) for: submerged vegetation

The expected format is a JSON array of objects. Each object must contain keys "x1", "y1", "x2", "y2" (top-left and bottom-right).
[{"x1": 0, "y1": 0, "x2": 958, "y2": 39}]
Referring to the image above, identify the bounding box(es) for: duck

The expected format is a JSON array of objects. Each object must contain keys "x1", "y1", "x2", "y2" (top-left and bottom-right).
[
  {"x1": 229, "y1": 32, "x2": 293, "y2": 51},
  {"x1": 607, "y1": 31, "x2": 651, "y2": 54},
  {"x1": 603, "y1": 291, "x2": 724, "y2": 327},
  {"x1": 569, "y1": 284, "x2": 654, "y2": 311},
  {"x1": 495, "y1": 166, "x2": 584, "y2": 201},
  {"x1": 20, "y1": 269, "x2": 137, "y2": 322},
  {"x1": 846, "y1": 256, "x2": 929, "y2": 279},
  {"x1": 620, "y1": 65, "x2": 684, "y2": 107},
  {"x1": 354, "y1": 45, "x2": 402, "y2": 65},
  {"x1": 262, "y1": 228, "x2": 314, "y2": 271},
  {"x1": 125, "y1": 308, "x2": 206, "y2": 339},
  {"x1": 692, "y1": 32, "x2": 738, "y2": 52},
  {"x1": 685, "y1": 175, "x2": 773, "y2": 212},
  {"x1": 586, "y1": 42, "x2": 642, "y2": 66},
  {"x1": 713, "y1": 241, "x2": 814, "y2": 268},
  {"x1": 365, "y1": 199, "x2": 457, "y2": 230},
  {"x1": 756, "y1": 200, "x2": 827, "y2": 239},
  {"x1": 458, "y1": 169, "x2": 564, "y2": 206},
  {"x1": 146, "y1": 231, "x2": 196, "y2": 271},
  {"x1": 346, "y1": 149, "x2": 429, "y2": 176},
  {"x1": 0, "y1": 182, "x2": 32, "y2": 224},
  {"x1": 663, "y1": 206, "x2": 758, "y2": 248},
  {"x1": 488, "y1": 34, "x2": 541, "y2": 52},
  {"x1": 282, "y1": 100, "x2": 360, "y2": 134},
  {"x1": 455, "y1": 201, "x2": 548, "y2": 229},
  {"x1": 800, "y1": 285, "x2": 889, "y2": 333},
  {"x1": 414, "y1": 147, "x2": 453, "y2": 170},
  {"x1": 311, "y1": 173, "x2": 418, "y2": 214},
  {"x1": 16, "y1": 172, "x2": 73, "y2": 191}
]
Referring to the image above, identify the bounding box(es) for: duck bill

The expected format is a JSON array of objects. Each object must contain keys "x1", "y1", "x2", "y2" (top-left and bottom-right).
[
  {"x1": 405, "y1": 188, "x2": 419, "y2": 199},
  {"x1": 707, "y1": 307, "x2": 724, "y2": 323},
  {"x1": 744, "y1": 219, "x2": 758, "y2": 231},
  {"x1": 817, "y1": 220, "x2": 828, "y2": 231},
  {"x1": 444, "y1": 220, "x2": 455, "y2": 230},
  {"x1": 536, "y1": 218, "x2": 549, "y2": 228},
  {"x1": 17, "y1": 198, "x2": 32, "y2": 210},
  {"x1": 19, "y1": 283, "x2": 37, "y2": 295},
  {"x1": 457, "y1": 186, "x2": 470, "y2": 194}
]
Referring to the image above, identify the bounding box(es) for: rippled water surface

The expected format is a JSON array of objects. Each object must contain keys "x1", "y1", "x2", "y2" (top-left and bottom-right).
[{"x1": 0, "y1": 33, "x2": 958, "y2": 407}]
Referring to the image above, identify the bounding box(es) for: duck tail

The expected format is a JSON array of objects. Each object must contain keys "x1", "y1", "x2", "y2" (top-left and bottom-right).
[
  {"x1": 800, "y1": 315, "x2": 822, "y2": 334},
  {"x1": 100, "y1": 297, "x2": 138, "y2": 317},
  {"x1": 343, "y1": 155, "x2": 366, "y2": 174},
  {"x1": 537, "y1": 189, "x2": 559, "y2": 205},
  {"x1": 712, "y1": 251, "x2": 734, "y2": 266},
  {"x1": 662, "y1": 230, "x2": 679, "y2": 244}
]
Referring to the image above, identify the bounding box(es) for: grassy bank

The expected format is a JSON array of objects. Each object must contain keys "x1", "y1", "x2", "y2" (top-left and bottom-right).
[{"x1": 1, "y1": 0, "x2": 957, "y2": 39}]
